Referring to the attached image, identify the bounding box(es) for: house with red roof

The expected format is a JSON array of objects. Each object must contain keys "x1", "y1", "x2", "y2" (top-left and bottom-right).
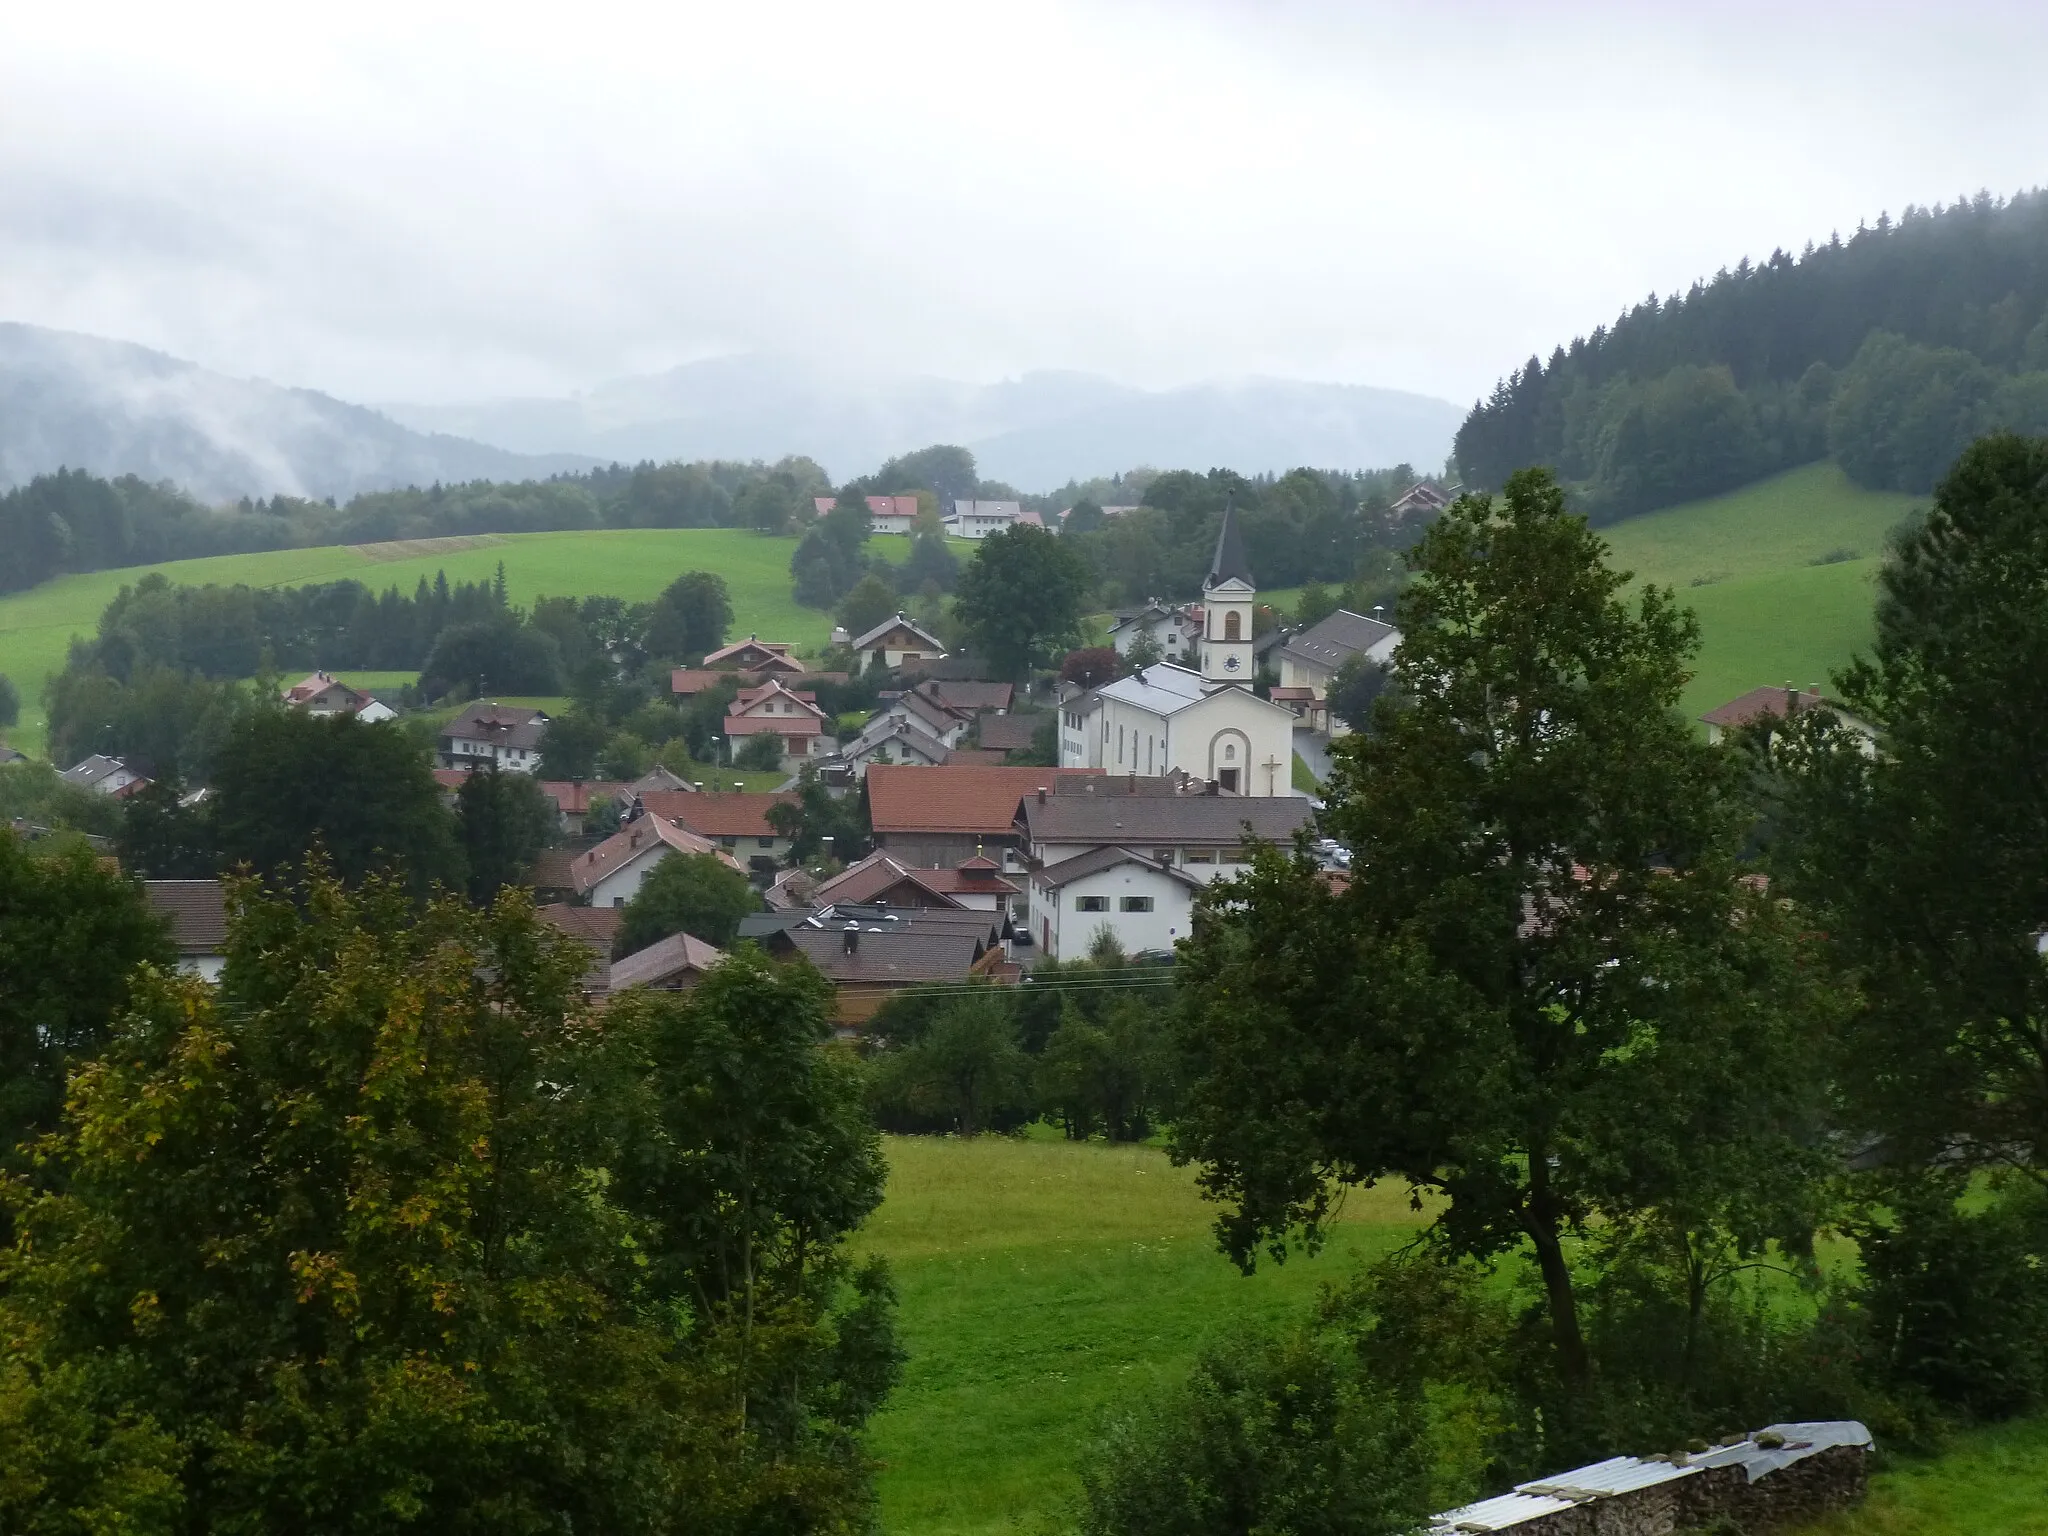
[
  {"x1": 1699, "y1": 686, "x2": 1879, "y2": 748},
  {"x1": 570, "y1": 816, "x2": 745, "y2": 908},
  {"x1": 724, "y1": 678, "x2": 833, "y2": 771},
  {"x1": 702, "y1": 636, "x2": 805, "y2": 674},
  {"x1": 281, "y1": 671, "x2": 396, "y2": 723},
  {"x1": 864, "y1": 762, "x2": 1100, "y2": 866},
  {"x1": 637, "y1": 788, "x2": 800, "y2": 867}
]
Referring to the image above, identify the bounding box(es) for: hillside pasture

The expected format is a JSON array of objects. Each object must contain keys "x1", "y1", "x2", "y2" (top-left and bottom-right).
[{"x1": 0, "y1": 530, "x2": 942, "y2": 760}]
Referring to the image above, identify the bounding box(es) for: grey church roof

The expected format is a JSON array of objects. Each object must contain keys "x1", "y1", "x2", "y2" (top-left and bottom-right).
[{"x1": 1207, "y1": 500, "x2": 1253, "y2": 588}]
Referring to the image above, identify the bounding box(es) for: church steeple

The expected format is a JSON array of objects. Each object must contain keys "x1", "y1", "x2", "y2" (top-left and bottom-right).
[{"x1": 1200, "y1": 499, "x2": 1255, "y2": 686}]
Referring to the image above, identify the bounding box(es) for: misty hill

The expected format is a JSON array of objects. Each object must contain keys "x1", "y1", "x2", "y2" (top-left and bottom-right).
[
  {"x1": 1456, "y1": 189, "x2": 2048, "y2": 520},
  {"x1": 0, "y1": 324, "x2": 598, "y2": 503},
  {"x1": 384, "y1": 356, "x2": 1464, "y2": 491}
]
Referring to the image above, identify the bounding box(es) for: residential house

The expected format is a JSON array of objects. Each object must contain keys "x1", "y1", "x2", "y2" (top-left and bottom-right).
[
  {"x1": 570, "y1": 815, "x2": 745, "y2": 908},
  {"x1": 281, "y1": 671, "x2": 396, "y2": 723},
  {"x1": 536, "y1": 903, "x2": 623, "y2": 995},
  {"x1": 1059, "y1": 507, "x2": 1299, "y2": 794},
  {"x1": 1107, "y1": 601, "x2": 1200, "y2": 662},
  {"x1": 537, "y1": 779, "x2": 628, "y2": 836},
  {"x1": 974, "y1": 714, "x2": 1042, "y2": 755},
  {"x1": 850, "y1": 612, "x2": 948, "y2": 674},
  {"x1": 1029, "y1": 846, "x2": 1203, "y2": 960},
  {"x1": 624, "y1": 765, "x2": 696, "y2": 796},
  {"x1": 669, "y1": 668, "x2": 730, "y2": 701},
  {"x1": 1274, "y1": 609, "x2": 1401, "y2": 733},
  {"x1": 918, "y1": 679, "x2": 1013, "y2": 716},
  {"x1": 943, "y1": 499, "x2": 1023, "y2": 539},
  {"x1": 439, "y1": 702, "x2": 549, "y2": 773},
  {"x1": 763, "y1": 866, "x2": 819, "y2": 911},
  {"x1": 609, "y1": 931, "x2": 725, "y2": 993},
  {"x1": 1017, "y1": 775, "x2": 1314, "y2": 887},
  {"x1": 812, "y1": 848, "x2": 1020, "y2": 916},
  {"x1": 1699, "y1": 687, "x2": 1881, "y2": 749},
  {"x1": 142, "y1": 878, "x2": 229, "y2": 980},
  {"x1": 840, "y1": 713, "x2": 954, "y2": 776},
  {"x1": 702, "y1": 636, "x2": 805, "y2": 675},
  {"x1": 636, "y1": 788, "x2": 799, "y2": 870},
  {"x1": 811, "y1": 494, "x2": 922, "y2": 534},
  {"x1": 1388, "y1": 479, "x2": 1457, "y2": 520},
  {"x1": 60, "y1": 754, "x2": 148, "y2": 797},
  {"x1": 0, "y1": 746, "x2": 24, "y2": 766},
  {"x1": 881, "y1": 687, "x2": 975, "y2": 748},
  {"x1": 724, "y1": 678, "x2": 833, "y2": 770},
  {"x1": 759, "y1": 912, "x2": 1013, "y2": 1024},
  {"x1": 866, "y1": 762, "x2": 1101, "y2": 867}
]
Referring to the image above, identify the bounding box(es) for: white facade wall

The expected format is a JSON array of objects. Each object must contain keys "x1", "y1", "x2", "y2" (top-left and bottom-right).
[
  {"x1": 1090, "y1": 690, "x2": 1294, "y2": 796},
  {"x1": 1030, "y1": 839, "x2": 1256, "y2": 886},
  {"x1": 589, "y1": 847, "x2": 668, "y2": 908},
  {"x1": 1032, "y1": 863, "x2": 1195, "y2": 960},
  {"x1": 445, "y1": 738, "x2": 541, "y2": 773}
]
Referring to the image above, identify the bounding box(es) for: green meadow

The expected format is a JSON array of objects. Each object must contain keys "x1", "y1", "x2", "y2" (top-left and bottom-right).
[
  {"x1": 0, "y1": 530, "x2": 941, "y2": 759},
  {"x1": 1599, "y1": 461, "x2": 1920, "y2": 723},
  {"x1": 855, "y1": 1134, "x2": 1428, "y2": 1536}
]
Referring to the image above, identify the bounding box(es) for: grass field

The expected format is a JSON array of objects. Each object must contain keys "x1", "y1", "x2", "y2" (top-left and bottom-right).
[
  {"x1": 855, "y1": 1134, "x2": 1428, "y2": 1536},
  {"x1": 1599, "y1": 462, "x2": 1920, "y2": 723},
  {"x1": 1795, "y1": 1415, "x2": 2048, "y2": 1535},
  {"x1": 0, "y1": 530, "x2": 943, "y2": 760}
]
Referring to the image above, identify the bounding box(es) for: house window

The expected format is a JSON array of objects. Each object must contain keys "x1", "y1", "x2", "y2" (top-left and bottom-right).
[
  {"x1": 1185, "y1": 849, "x2": 1215, "y2": 864},
  {"x1": 612, "y1": 897, "x2": 626, "y2": 907},
  {"x1": 1075, "y1": 895, "x2": 1108, "y2": 912},
  {"x1": 1119, "y1": 896, "x2": 1153, "y2": 912},
  {"x1": 757, "y1": 836, "x2": 775, "y2": 847},
  {"x1": 720, "y1": 836, "x2": 737, "y2": 848}
]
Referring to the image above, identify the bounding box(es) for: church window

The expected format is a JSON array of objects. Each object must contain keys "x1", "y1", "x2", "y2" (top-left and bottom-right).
[
  {"x1": 1117, "y1": 725, "x2": 1125, "y2": 762},
  {"x1": 1223, "y1": 742, "x2": 1236, "y2": 761},
  {"x1": 1146, "y1": 735, "x2": 1154, "y2": 773},
  {"x1": 1224, "y1": 610, "x2": 1241, "y2": 641}
]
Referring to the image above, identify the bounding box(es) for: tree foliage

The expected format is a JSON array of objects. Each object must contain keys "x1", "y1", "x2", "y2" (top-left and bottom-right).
[
  {"x1": 643, "y1": 570, "x2": 734, "y2": 663},
  {"x1": 455, "y1": 765, "x2": 559, "y2": 903},
  {"x1": 1768, "y1": 432, "x2": 2048, "y2": 1170},
  {"x1": 0, "y1": 873, "x2": 896, "y2": 1534},
  {"x1": 1171, "y1": 470, "x2": 1834, "y2": 1394},
  {"x1": 615, "y1": 848, "x2": 759, "y2": 956},
  {"x1": 952, "y1": 524, "x2": 1091, "y2": 680},
  {"x1": 211, "y1": 711, "x2": 463, "y2": 896}
]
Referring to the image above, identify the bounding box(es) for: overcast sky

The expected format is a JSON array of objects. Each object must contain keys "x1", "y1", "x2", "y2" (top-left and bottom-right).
[{"x1": 4, "y1": 1, "x2": 2046, "y2": 410}]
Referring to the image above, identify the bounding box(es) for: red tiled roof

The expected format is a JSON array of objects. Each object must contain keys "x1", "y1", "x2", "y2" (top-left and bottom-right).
[
  {"x1": 670, "y1": 668, "x2": 729, "y2": 695},
  {"x1": 536, "y1": 903, "x2": 623, "y2": 949},
  {"x1": 973, "y1": 714, "x2": 1040, "y2": 751},
  {"x1": 432, "y1": 768, "x2": 472, "y2": 790},
  {"x1": 865, "y1": 763, "x2": 1101, "y2": 835},
  {"x1": 732, "y1": 680, "x2": 824, "y2": 715},
  {"x1": 703, "y1": 637, "x2": 802, "y2": 669},
  {"x1": 610, "y1": 930, "x2": 725, "y2": 991},
  {"x1": 538, "y1": 780, "x2": 627, "y2": 814},
  {"x1": 1699, "y1": 686, "x2": 1836, "y2": 729},
  {"x1": 639, "y1": 789, "x2": 797, "y2": 839},
  {"x1": 725, "y1": 714, "x2": 825, "y2": 738}
]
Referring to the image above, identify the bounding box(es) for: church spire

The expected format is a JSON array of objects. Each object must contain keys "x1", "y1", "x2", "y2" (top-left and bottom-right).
[{"x1": 1207, "y1": 498, "x2": 1252, "y2": 588}]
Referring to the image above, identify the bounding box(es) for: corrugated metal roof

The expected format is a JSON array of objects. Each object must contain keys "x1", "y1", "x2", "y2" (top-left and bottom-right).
[
  {"x1": 1427, "y1": 1491, "x2": 1573, "y2": 1531},
  {"x1": 1517, "y1": 1455, "x2": 1695, "y2": 1499}
]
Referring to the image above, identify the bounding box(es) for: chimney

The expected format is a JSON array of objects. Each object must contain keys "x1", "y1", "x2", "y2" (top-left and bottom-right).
[
  {"x1": 1037, "y1": 786, "x2": 1048, "y2": 803},
  {"x1": 843, "y1": 921, "x2": 861, "y2": 955}
]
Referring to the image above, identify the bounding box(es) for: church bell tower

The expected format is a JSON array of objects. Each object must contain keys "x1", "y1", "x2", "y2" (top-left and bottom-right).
[{"x1": 1199, "y1": 499, "x2": 1255, "y2": 687}]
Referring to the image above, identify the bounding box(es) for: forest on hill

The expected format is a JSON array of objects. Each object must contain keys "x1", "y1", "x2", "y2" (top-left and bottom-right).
[{"x1": 1456, "y1": 189, "x2": 2048, "y2": 519}]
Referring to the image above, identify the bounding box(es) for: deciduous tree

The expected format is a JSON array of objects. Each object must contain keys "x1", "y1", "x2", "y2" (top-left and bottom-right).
[
  {"x1": 455, "y1": 764, "x2": 559, "y2": 902},
  {"x1": 616, "y1": 848, "x2": 759, "y2": 955},
  {"x1": 1172, "y1": 470, "x2": 1832, "y2": 1395},
  {"x1": 954, "y1": 525, "x2": 1091, "y2": 681},
  {"x1": 644, "y1": 570, "x2": 734, "y2": 662}
]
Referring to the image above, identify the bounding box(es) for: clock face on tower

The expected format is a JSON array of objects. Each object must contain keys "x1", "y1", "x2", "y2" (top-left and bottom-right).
[{"x1": 1224, "y1": 653, "x2": 1241, "y2": 671}]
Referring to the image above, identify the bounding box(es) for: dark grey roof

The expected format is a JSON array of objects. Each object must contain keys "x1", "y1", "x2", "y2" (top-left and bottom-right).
[
  {"x1": 443, "y1": 702, "x2": 549, "y2": 751},
  {"x1": 1279, "y1": 609, "x2": 1398, "y2": 672},
  {"x1": 1022, "y1": 794, "x2": 1313, "y2": 848},
  {"x1": 1034, "y1": 845, "x2": 1203, "y2": 892},
  {"x1": 783, "y1": 925, "x2": 987, "y2": 983},
  {"x1": 143, "y1": 879, "x2": 228, "y2": 954},
  {"x1": 1050, "y1": 770, "x2": 1220, "y2": 799},
  {"x1": 1207, "y1": 500, "x2": 1253, "y2": 588}
]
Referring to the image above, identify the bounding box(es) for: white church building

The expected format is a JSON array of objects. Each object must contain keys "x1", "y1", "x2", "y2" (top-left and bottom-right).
[{"x1": 1057, "y1": 503, "x2": 1300, "y2": 796}]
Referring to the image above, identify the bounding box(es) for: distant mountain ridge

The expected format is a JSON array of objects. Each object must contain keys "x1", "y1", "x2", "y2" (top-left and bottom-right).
[
  {"x1": 0, "y1": 324, "x2": 599, "y2": 503},
  {"x1": 383, "y1": 355, "x2": 1465, "y2": 490}
]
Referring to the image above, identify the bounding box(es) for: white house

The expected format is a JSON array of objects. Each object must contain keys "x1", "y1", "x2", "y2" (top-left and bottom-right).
[
  {"x1": 1107, "y1": 602, "x2": 1201, "y2": 662},
  {"x1": 1273, "y1": 609, "x2": 1401, "y2": 734},
  {"x1": 1029, "y1": 846, "x2": 1203, "y2": 959},
  {"x1": 850, "y1": 612, "x2": 948, "y2": 674},
  {"x1": 570, "y1": 816, "x2": 745, "y2": 908},
  {"x1": 439, "y1": 702, "x2": 549, "y2": 773},
  {"x1": 1699, "y1": 687, "x2": 1881, "y2": 750},
  {"x1": 839, "y1": 713, "x2": 953, "y2": 777},
  {"x1": 60, "y1": 754, "x2": 148, "y2": 797},
  {"x1": 1017, "y1": 778, "x2": 1315, "y2": 885},
  {"x1": 281, "y1": 671, "x2": 397, "y2": 723},
  {"x1": 943, "y1": 500, "x2": 1023, "y2": 539},
  {"x1": 142, "y1": 879, "x2": 229, "y2": 981}
]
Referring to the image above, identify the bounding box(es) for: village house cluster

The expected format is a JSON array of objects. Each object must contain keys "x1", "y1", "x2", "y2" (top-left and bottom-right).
[{"x1": 47, "y1": 489, "x2": 1822, "y2": 1034}]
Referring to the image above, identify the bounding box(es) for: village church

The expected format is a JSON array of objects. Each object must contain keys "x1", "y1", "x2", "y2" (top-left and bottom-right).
[{"x1": 1057, "y1": 503, "x2": 1300, "y2": 796}]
